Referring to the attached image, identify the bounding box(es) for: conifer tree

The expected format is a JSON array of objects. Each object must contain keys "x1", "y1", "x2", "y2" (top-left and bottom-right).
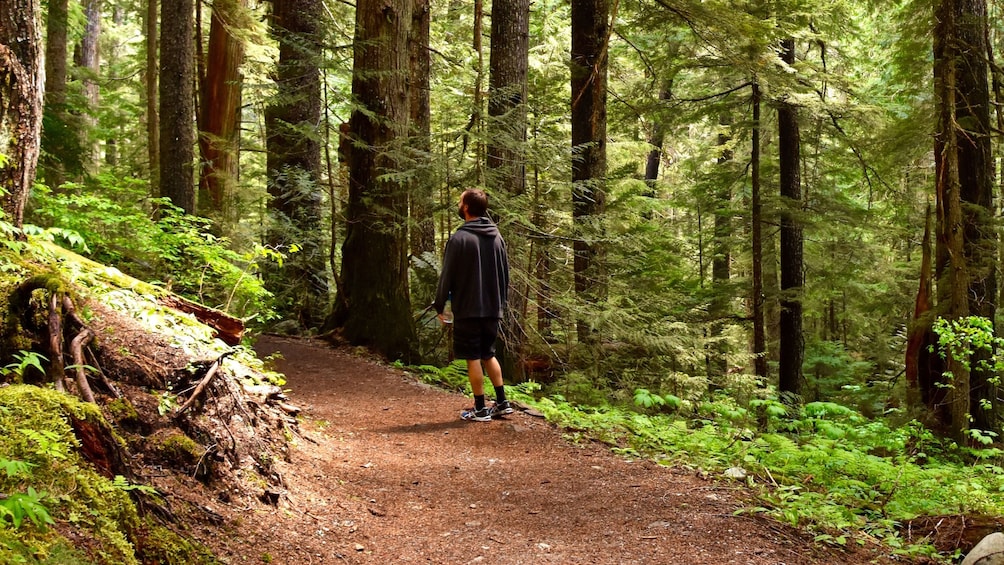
[
  {"x1": 0, "y1": 0, "x2": 43, "y2": 230},
  {"x1": 160, "y1": 0, "x2": 196, "y2": 212},
  {"x1": 199, "y1": 0, "x2": 247, "y2": 224},
  {"x1": 333, "y1": 0, "x2": 417, "y2": 361},
  {"x1": 570, "y1": 0, "x2": 609, "y2": 345},
  {"x1": 265, "y1": 0, "x2": 330, "y2": 328},
  {"x1": 777, "y1": 38, "x2": 805, "y2": 398}
]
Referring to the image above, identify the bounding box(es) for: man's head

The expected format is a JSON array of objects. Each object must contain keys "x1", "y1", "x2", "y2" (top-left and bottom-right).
[{"x1": 458, "y1": 189, "x2": 489, "y2": 220}]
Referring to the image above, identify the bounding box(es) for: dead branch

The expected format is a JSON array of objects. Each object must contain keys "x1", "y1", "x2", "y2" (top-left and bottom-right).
[
  {"x1": 175, "y1": 350, "x2": 235, "y2": 416},
  {"x1": 86, "y1": 347, "x2": 122, "y2": 399}
]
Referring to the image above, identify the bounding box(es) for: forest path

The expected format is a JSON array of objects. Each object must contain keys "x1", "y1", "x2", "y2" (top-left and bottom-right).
[{"x1": 248, "y1": 335, "x2": 900, "y2": 565}]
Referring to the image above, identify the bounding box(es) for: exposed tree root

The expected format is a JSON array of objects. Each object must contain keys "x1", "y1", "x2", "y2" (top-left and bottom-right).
[{"x1": 14, "y1": 276, "x2": 104, "y2": 403}]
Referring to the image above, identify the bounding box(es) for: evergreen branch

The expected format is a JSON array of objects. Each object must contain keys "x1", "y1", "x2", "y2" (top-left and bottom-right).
[
  {"x1": 611, "y1": 28, "x2": 656, "y2": 79},
  {"x1": 672, "y1": 82, "x2": 752, "y2": 104}
]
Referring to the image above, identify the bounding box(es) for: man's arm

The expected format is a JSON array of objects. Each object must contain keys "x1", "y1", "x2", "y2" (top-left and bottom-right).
[{"x1": 433, "y1": 238, "x2": 455, "y2": 317}]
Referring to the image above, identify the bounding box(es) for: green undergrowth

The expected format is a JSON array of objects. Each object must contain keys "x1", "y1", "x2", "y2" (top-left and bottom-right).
[
  {"x1": 0, "y1": 385, "x2": 213, "y2": 564},
  {"x1": 405, "y1": 363, "x2": 1001, "y2": 562}
]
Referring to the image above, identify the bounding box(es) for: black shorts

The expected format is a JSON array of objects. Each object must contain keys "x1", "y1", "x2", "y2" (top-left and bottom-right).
[{"x1": 453, "y1": 318, "x2": 501, "y2": 360}]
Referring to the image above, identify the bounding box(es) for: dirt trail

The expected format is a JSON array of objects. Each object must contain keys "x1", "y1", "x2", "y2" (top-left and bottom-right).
[{"x1": 240, "y1": 335, "x2": 905, "y2": 565}]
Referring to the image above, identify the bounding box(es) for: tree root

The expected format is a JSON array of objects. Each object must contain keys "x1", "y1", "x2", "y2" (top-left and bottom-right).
[{"x1": 15, "y1": 275, "x2": 104, "y2": 404}]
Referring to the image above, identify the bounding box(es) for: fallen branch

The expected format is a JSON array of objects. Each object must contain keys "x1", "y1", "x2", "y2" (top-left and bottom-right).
[
  {"x1": 175, "y1": 350, "x2": 235, "y2": 416},
  {"x1": 86, "y1": 348, "x2": 122, "y2": 399}
]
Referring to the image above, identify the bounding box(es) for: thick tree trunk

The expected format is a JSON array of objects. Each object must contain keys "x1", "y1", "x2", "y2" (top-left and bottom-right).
[
  {"x1": 159, "y1": 0, "x2": 196, "y2": 213},
  {"x1": 777, "y1": 39, "x2": 804, "y2": 399},
  {"x1": 928, "y1": 0, "x2": 994, "y2": 439},
  {"x1": 487, "y1": 0, "x2": 528, "y2": 197},
  {"x1": 146, "y1": 0, "x2": 160, "y2": 195},
  {"x1": 750, "y1": 82, "x2": 767, "y2": 380},
  {"x1": 198, "y1": 0, "x2": 246, "y2": 224},
  {"x1": 265, "y1": 0, "x2": 330, "y2": 329},
  {"x1": 489, "y1": 0, "x2": 530, "y2": 380},
  {"x1": 0, "y1": 0, "x2": 43, "y2": 230},
  {"x1": 953, "y1": 0, "x2": 997, "y2": 433},
  {"x1": 333, "y1": 0, "x2": 417, "y2": 361},
  {"x1": 570, "y1": 0, "x2": 608, "y2": 345},
  {"x1": 935, "y1": 0, "x2": 971, "y2": 438}
]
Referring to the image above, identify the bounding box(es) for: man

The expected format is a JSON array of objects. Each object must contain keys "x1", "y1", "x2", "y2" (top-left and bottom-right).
[{"x1": 434, "y1": 188, "x2": 513, "y2": 422}]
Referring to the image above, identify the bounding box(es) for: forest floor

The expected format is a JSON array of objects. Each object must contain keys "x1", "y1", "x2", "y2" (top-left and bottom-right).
[{"x1": 185, "y1": 335, "x2": 926, "y2": 565}]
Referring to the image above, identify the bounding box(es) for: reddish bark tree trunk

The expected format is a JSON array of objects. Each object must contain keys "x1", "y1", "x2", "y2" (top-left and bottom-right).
[{"x1": 198, "y1": 0, "x2": 246, "y2": 221}]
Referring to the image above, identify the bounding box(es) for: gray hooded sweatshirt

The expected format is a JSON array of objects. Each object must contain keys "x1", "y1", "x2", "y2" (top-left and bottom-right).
[{"x1": 434, "y1": 217, "x2": 509, "y2": 320}]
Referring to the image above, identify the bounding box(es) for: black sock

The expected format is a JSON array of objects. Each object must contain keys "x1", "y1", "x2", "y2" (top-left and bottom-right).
[
  {"x1": 494, "y1": 385, "x2": 507, "y2": 403},
  {"x1": 474, "y1": 395, "x2": 486, "y2": 411}
]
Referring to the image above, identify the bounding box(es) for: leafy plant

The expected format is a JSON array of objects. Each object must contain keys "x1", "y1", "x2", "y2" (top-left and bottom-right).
[
  {"x1": 0, "y1": 488, "x2": 55, "y2": 530},
  {"x1": 1, "y1": 353, "x2": 48, "y2": 380},
  {"x1": 111, "y1": 475, "x2": 158, "y2": 496}
]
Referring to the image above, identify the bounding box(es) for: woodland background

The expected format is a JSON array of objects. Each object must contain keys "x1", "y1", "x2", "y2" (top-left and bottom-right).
[
  {"x1": 3, "y1": 0, "x2": 1004, "y2": 558},
  {"x1": 1, "y1": 0, "x2": 1001, "y2": 433}
]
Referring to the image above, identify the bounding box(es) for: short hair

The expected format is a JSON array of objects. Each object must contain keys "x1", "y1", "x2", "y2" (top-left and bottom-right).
[{"x1": 461, "y1": 189, "x2": 489, "y2": 217}]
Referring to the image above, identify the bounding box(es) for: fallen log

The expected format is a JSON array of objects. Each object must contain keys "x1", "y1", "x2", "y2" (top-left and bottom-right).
[{"x1": 157, "y1": 295, "x2": 245, "y2": 346}]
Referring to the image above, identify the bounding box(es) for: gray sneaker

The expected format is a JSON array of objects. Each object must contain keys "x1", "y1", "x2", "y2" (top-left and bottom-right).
[
  {"x1": 461, "y1": 407, "x2": 492, "y2": 422},
  {"x1": 490, "y1": 400, "x2": 514, "y2": 417}
]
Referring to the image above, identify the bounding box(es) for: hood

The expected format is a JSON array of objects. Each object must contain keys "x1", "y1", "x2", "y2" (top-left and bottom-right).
[{"x1": 459, "y1": 217, "x2": 500, "y2": 239}]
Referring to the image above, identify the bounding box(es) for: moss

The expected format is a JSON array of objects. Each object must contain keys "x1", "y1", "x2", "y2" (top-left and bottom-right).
[
  {"x1": 136, "y1": 522, "x2": 217, "y2": 565},
  {"x1": 104, "y1": 398, "x2": 140, "y2": 429},
  {"x1": 0, "y1": 528, "x2": 91, "y2": 564},
  {"x1": 156, "y1": 434, "x2": 204, "y2": 467},
  {"x1": 0, "y1": 386, "x2": 142, "y2": 564}
]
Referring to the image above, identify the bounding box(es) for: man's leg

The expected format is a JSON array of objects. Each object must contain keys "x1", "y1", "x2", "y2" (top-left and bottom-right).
[
  {"x1": 483, "y1": 356, "x2": 503, "y2": 388},
  {"x1": 466, "y1": 359, "x2": 486, "y2": 396},
  {"x1": 483, "y1": 356, "x2": 511, "y2": 413}
]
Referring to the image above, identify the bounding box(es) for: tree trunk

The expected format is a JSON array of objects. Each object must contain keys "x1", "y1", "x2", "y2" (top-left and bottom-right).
[
  {"x1": 104, "y1": 6, "x2": 124, "y2": 167},
  {"x1": 78, "y1": 0, "x2": 102, "y2": 169},
  {"x1": 488, "y1": 0, "x2": 530, "y2": 380},
  {"x1": 750, "y1": 82, "x2": 767, "y2": 380},
  {"x1": 198, "y1": 0, "x2": 246, "y2": 225},
  {"x1": 0, "y1": 0, "x2": 43, "y2": 230},
  {"x1": 953, "y1": 0, "x2": 996, "y2": 433},
  {"x1": 159, "y1": 0, "x2": 196, "y2": 213},
  {"x1": 709, "y1": 115, "x2": 732, "y2": 380},
  {"x1": 570, "y1": 0, "x2": 608, "y2": 345},
  {"x1": 146, "y1": 0, "x2": 160, "y2": 196},
  {"x1": 906, "y1": 205, "x2": 941, "y2": 412},
  {"x1": 333, "y1": 0, "x2": 417, "y2": 361},
  {"x1": 929, "y1": 0, "x2": 994, "y2": 439},
  {"x1": 487, "y1": 0, "x2": 528, "y2": 197},
  {"x1": 42, "y1": 0, "x2": 69, "y2": 188},
  {"x1": 265, "y1": 0, "x2": 330, "y2": 329},
  {"x1": 644, "y1": 81, "x2": 672, "y2": 196},
  {"x1": 777, "y1": 39, "x2": 804, "y2": 399},
  {"x1": 408, "y1": 0, "x2": 435, "y2": 258}
]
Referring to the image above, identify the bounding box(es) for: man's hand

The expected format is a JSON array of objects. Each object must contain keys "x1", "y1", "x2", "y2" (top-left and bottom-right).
[{"x1": 437, "y1": 312, "x2": 452, "y2": 325}]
